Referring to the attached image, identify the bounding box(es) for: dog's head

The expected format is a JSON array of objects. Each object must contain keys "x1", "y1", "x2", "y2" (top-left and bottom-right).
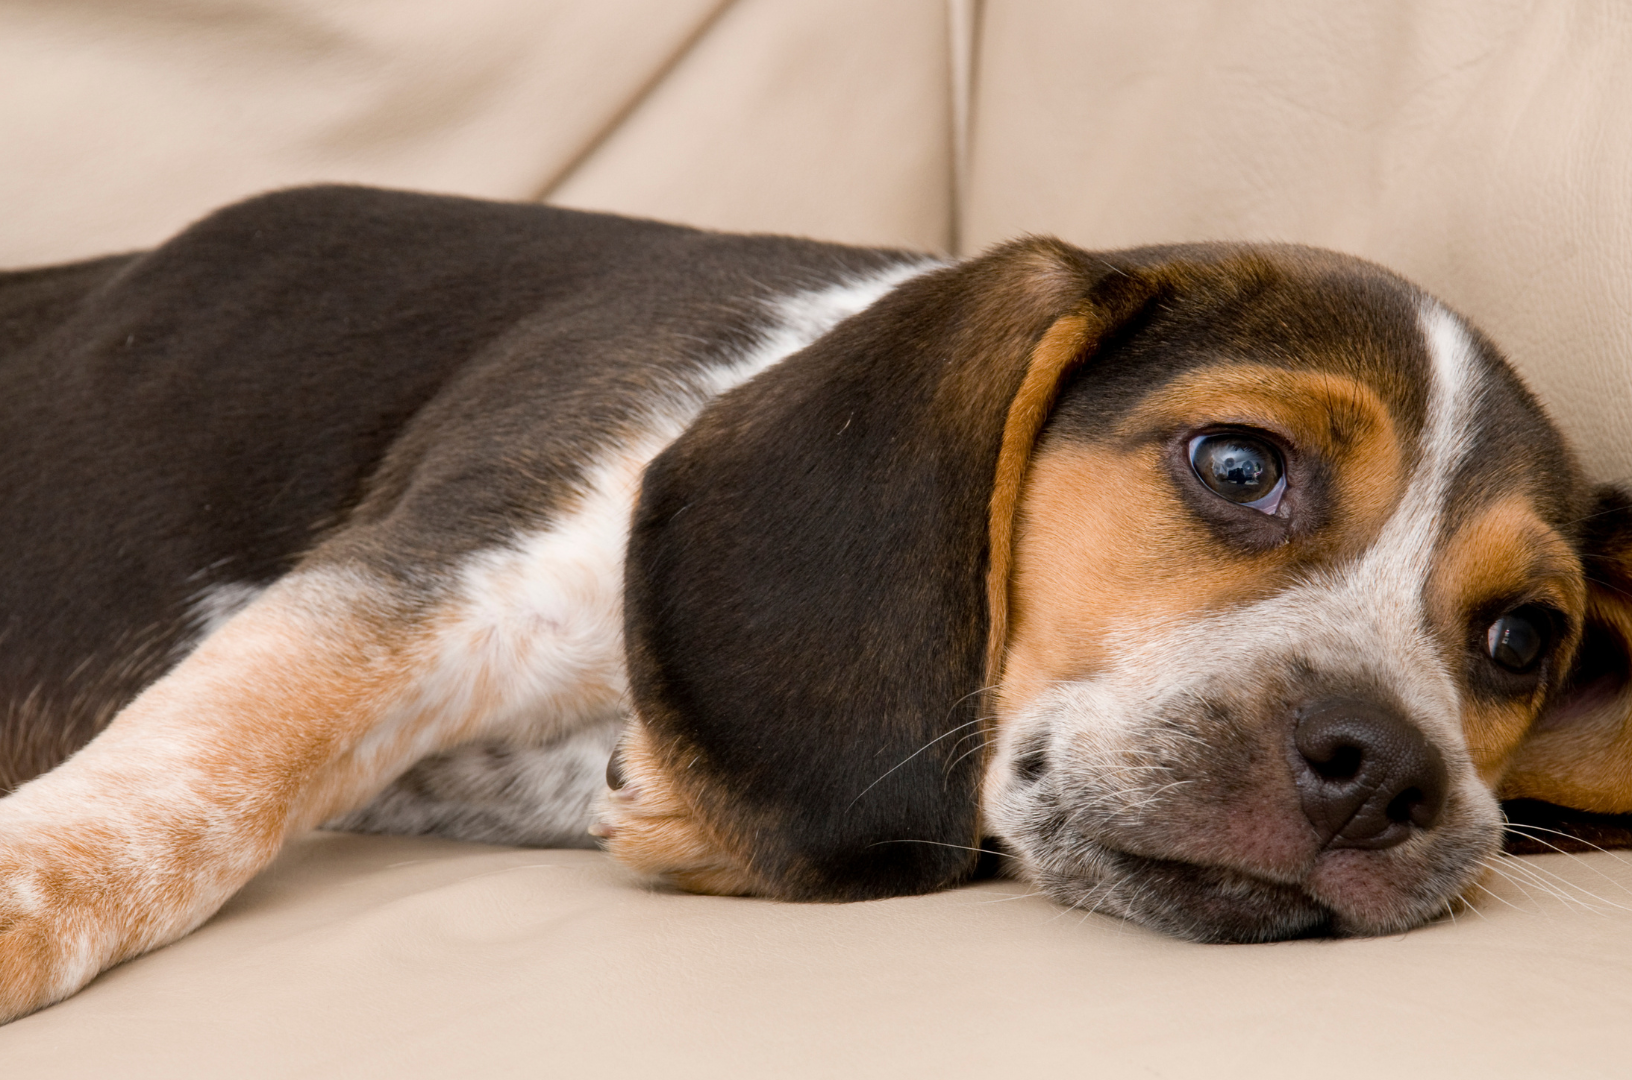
[{"x1": 600, "y1": 239, "x2": 1632, "y2": 940}]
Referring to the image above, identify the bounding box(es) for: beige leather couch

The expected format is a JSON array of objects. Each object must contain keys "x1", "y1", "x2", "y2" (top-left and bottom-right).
[{"x1": 4, "y1": 3, "x2": 1631, "y2": 1075}]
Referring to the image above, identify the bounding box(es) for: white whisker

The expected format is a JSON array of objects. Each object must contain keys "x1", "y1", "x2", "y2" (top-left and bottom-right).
[
  {"x1": 1504, "y1": 821, "x2": 1632, "y2": 868},
  {"x1": 847, "y1": 717, "x2": 986, "y2": 810},
  {"x1": 1499, "y1": 854, "x2": 1632, "y2": 913},
  {"x1": 1469, "y1": 874, "x2": 1532, "y2": 914}
]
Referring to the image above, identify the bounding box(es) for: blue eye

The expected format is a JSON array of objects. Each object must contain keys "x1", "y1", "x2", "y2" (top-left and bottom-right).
[{"x1": 1188, "y1": 433, "x2": 1285, "y2": 513}]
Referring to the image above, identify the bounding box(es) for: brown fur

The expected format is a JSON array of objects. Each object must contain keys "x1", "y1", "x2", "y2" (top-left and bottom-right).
[
  {"x1": 1426, "y1": 498, "x2": 1585, "y2": 780},
  {"x1": 986, "y1": 313, "x2": 1095, "y2": 686},
  {"x1": 1001, "y1": 367, "x2": 1408, "y2": 717},
  {"x1": 597, "y1": 723, "x2": 761, "y2": 896}
]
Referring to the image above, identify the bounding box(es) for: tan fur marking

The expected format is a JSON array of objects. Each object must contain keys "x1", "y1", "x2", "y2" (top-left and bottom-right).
[
  {"x1": 985, "y1": 314, "x2": 1093, "y2": 685},
  {"x1": 595, "y1": 723, "x2": 760, "y2": 895},
  {"x1": 999, "y1": 442, "x2": 1282, "y2": 714},
  {"x1": 1425, "y1": 497, "x2": 1585, "y2": 780},
  {"x1": 1503, "y1": 734, "x2": 1632, "y2": 810},
  {"x1": 999, "y1": 366, "x2": 1405, "y2": 718},
  {"x1": 1500, "y1": 706, "x2": 1632, "y2": 813},
  {"x1": 0, "y1": 566, "x2": 598, "y2": 1020},
  {"x1": 1121, "y1": 365, "x2": 1406, "y2": 544}
]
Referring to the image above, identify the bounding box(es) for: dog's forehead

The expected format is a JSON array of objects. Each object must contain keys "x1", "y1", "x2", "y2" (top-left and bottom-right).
[
  {"x1": 1435, "y1": 320, "x2": 1585, "y2": 537},
  {"x1": 1052, "y1": 246, "x2": 1576, "y2": 520},
  {"x1": 1055, "y1": 247, "x2": 1422, "y2": 429}
]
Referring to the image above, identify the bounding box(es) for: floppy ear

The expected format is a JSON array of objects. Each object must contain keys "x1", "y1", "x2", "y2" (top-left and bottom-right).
[
  {"x1": 1501, "y1": 485, "x2": 1632, "y2": 849},
  {"x1": 613, "y1": 240, "x2": 1164, "y2": 900}
]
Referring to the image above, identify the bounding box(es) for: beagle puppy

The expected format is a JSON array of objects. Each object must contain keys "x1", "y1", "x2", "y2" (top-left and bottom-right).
[{"x1": 1, "y1": 186, "x2": 1629, "y2": 1021}]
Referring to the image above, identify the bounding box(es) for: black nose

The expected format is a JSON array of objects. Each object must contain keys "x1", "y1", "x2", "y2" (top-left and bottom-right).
[{"x1": 1292, "y1": 699, "x2": 1448, "y2": 850}]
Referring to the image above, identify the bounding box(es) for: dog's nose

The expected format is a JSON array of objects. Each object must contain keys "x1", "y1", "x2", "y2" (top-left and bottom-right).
[{"x1": 1292, "y1": 699, "x2": 1447, "y2": 850}]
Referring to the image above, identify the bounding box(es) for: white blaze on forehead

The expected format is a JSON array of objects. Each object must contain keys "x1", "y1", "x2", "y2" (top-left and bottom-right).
[
  {"x1": 1359, "y1": 301, "x2": 1486, "y2": 601},
  {"x1": 1256, "y1": 298, "x2": 1488, "y2": 727}
]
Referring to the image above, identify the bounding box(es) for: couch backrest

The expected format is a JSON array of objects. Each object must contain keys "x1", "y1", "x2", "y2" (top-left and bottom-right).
[
  {"x1": 965, "y1": 1, "x2": 1632, "y2": 486},
  {"x1": 4, "y1": 0, "x2": 1627, "y2": 480}
]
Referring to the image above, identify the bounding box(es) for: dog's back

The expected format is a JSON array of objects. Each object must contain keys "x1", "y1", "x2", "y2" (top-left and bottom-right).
[{"x1": 0, "y1": 186, "x2": 915, "y2": 791}]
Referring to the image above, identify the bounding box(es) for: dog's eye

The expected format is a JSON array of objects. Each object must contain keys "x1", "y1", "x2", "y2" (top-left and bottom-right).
[
  {"x1": 1486, "y1": 607, "x2": 1549, "y2": 673},
  {"x1": 1188, "y1": 433, "x2": 1285, "y2": 513}
]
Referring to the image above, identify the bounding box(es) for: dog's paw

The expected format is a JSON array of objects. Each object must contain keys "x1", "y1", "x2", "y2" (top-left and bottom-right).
[
  {"x1": 0, "y1": 817, "x2": 202, "y2": 1024},
  {"x1": 594, "y1": 727, "x2": 760, "y2": 896},
  {"x1": 0, "y1": 849, "x2": 115, "y2": 1023}
]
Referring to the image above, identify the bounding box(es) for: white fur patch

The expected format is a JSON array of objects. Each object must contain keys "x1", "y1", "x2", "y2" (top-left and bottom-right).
[
  {"x1": 1346, "y1": 301, "x2": 1485, "y2": 638},
  {"x1": 328, "y1": 716, "x2": 622, "y2": 847},
  {"x1": 1257, "y1": 300, "x2": 1486, "y2": 730}
]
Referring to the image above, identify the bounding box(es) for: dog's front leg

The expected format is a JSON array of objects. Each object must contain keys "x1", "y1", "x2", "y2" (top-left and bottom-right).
[{"x1": 0, "y1": 566, "x2": 478, "y2": 1021}]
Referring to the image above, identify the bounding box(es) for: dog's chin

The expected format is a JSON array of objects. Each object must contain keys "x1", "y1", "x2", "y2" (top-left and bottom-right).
[
  {"x1": 1026, "y1": 841, "x2": 1488, "y2": 943},
  {"x1": 1031, "y1": 847, "x2": 1333, "y2": 943}
]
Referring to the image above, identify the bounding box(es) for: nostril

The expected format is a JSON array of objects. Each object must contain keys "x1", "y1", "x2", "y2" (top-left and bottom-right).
[
  {"x1": 1292, "y1": 699, "x2": 1449, "y2": 849},
  {"x1": 1307, "y1": 743, "x2": 1363, "y2": 782},
  {"x1": 1385, "y1": 784, "x2": 1440, "y2": 830}
]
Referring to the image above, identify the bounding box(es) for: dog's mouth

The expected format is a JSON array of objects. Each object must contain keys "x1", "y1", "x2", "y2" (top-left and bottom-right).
[
  {"x1": 989, "y1": 744, "x2": 1513, "y2": 937},
  {"x1": 984, "y1": 672, "x2": 1509, "y2": 941},
  {"x1": 1000, "y1": 803, "x2": 1501, "y2": 942},
  {"x1": 1025, "y1": 841, "x2": 1337, "y2": 943}
]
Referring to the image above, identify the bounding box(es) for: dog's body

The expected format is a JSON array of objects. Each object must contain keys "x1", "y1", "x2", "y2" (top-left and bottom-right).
[
  {"x1": 3, "y1": 186, "x2": 1632, "y2": 1020},
  {"x1": 0, "y1": 188, "x2": 925, "y2": 851}
]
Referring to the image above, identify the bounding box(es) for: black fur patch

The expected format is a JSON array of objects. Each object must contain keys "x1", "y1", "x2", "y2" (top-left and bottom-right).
[{"x1": 0, "y1": 186, "x2": 907, "y2": 790}]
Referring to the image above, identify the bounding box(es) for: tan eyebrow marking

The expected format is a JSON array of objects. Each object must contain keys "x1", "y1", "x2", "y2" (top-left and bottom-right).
[{"x1": 1117, "y1": 364, "x2": 1406, "y2": 541}]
